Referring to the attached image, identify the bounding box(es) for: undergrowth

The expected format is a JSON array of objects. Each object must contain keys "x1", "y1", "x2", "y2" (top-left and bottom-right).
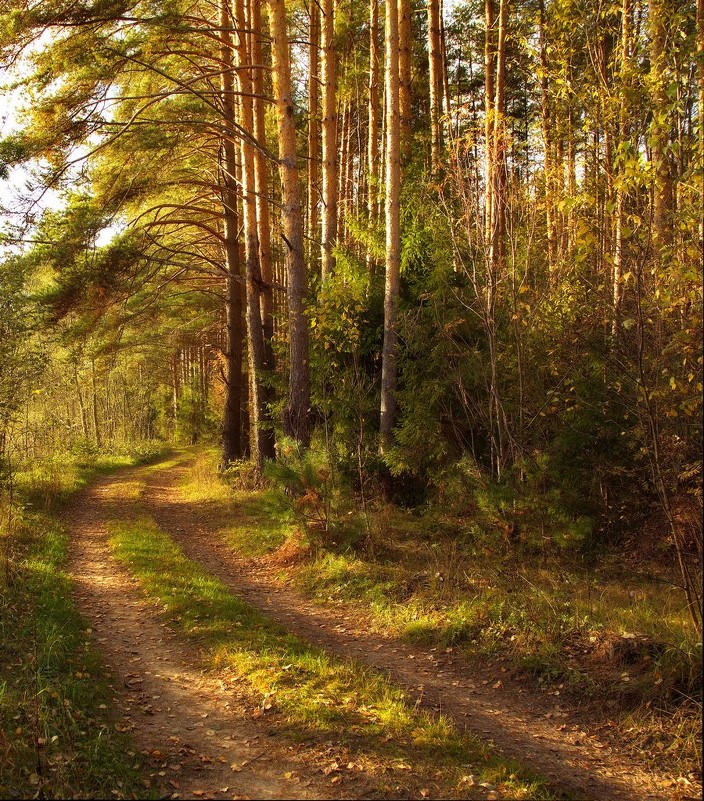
[
  {"x1": 178, "y1": 449, "x2": 702, "y2": 780},
  {"x1": 108, "y1": 512, "x2": 556, "y2": 800},
  {"x1": 0, "y1": 447, "x2": 164, "y2": 799}
]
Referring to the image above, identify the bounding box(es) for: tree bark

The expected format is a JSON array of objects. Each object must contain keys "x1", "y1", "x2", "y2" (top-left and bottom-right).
[
  {"x1": 307, "y1": 0, "x2": 321, "y2": 263},
  {"x1": 648, "y1": 0, "x2": 673, "y2": 255},
  {"x1": 380, "y1": 0, "x2": 401, "y2": 449},
  {"x1": 269, "y1": 0, "x2": 311, "y2": 446},
  {"x1": 484, "y1": 0, "x2": 496, "y2": 254},
  {"x1": 250, "y1": 0, "x2": 275, "y2": 361},
  {"x1": 220, "y1": 0, "x2": 244, "y2": 464},
  {"x1": 367, "y1": 0, "x2": 380, "y2": 241},
  {"x1": 398, "y1": 0, "x2": 413, "y2": 162},
  {"x1": 538, "y1": 0, "x2": 556, "y2": 276},
  {"x1": 428, "y1": 0, "x2": 444, "y2": 174},
  {"x1": 235, "y1": 0, "x2": 275, "y2": 467},
  {"x1": 321, "y1": 0, "x2": 338, "y2": 281}
]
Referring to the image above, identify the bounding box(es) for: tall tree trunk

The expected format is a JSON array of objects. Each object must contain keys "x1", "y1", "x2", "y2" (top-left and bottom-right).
[
  {"x1": 698, "y1": 0, "x2": 704, "y2": 252},
  {"x1": 428, "y1": 0, "x2": 444, "y2": 174},
  {"x1": 398, "y1": 0, "x2": 412, "y2": 162},
  {"x1": 338, "y1": 98, "x2": 350, "y2": 244},
  {"x1": 440, "y1": 0, "x2": 452, "y2": 147},
  {"x1": 235, "y1": 0, "x2": 275, "y2": 467},
  {"x1": 307, "y1": 0, "x2": 321, "y2": 263},
  {"x1": 367, "y1": 0, "x2": 380, "y2": 245},
  {"x1": 490, "y1": 0, "x2": 508, "y2": 276},
  {"x1": 90, "y1": 359, "x2": 101, "y2": 448},
  {"x1": 220, "y1": 0, "x2": 244, "y2": 464},
  {"x1": 538, "y1": 0, "x2": 556, "y2": 277},
  {"x1": 321, "y1": 0, "x2": 338, "y2": 281},
  {"x1": 380, "y1": 0, "x2": 401, "y2": 449},
  {"x1": 611, "y1": 0, "x2": 631, "y2": 339},
  {"x1": 250, "y1": 0, "x2": 275, "y2": 361},
  {"x1": 269, "y1": 0, "x2": 311, "y2": 446},
  {"x1": 484, "y1": 0, "x2": 496, "y2": 253},
  {"x1": 648, "y1": 0, "x2": 673, "y2": 255}
]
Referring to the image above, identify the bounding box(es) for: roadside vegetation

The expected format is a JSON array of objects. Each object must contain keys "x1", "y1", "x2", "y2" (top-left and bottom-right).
[
  {"x1": 179, "y1": 448, "x2": 703, "y2": 782},
  {"x1": 0, "y1": 447, "x2": 164, "y2": 799},
  {"x1": 106, "y1": 473, "x2": 555, "y2": 800}
]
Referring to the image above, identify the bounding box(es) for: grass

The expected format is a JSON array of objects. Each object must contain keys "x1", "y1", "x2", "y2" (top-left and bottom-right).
[
  {"x1": 107, "y1": 510, "x2": 557, "y2": 800},
  {"x1": 175, "y1": 451, "x2": 702, "y2": 779},
  {"x1": 178, "y1": 448, "x2": 296, "y2": 557},
  {"x1": 0, "y1": 446, "x2": 167, "y2": 799}
]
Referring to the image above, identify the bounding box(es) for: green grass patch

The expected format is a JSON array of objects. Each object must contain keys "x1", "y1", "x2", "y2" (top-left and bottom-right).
[
  {"x1": 214, "y1": 487, "x2": 701, "y2": 778},
  {"x1": 176, "y1": 448, "x2": 295, "y2": 557},
  {"x1": 0, "y1": 446, "x2": 170, "y2": 798},
  {"x1": 0, "y1": 514, "x2": 155, "y2": 799},
  {"x1": 108, "y1": 514, "x2": 556, "y2": 799}
]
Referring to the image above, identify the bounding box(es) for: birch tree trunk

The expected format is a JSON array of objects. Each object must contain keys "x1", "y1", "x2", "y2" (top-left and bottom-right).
[
  {"x1": 649, "y1": 0, "x2": 673, "y2": 256},
  {"x1": 428, "y1": 0, "x2": 444, "y2": 175}
]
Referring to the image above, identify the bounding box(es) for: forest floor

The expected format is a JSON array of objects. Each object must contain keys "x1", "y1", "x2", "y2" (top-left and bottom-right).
[{"x1": 64, "y1": 451, "x2": 701, "y2": 801}]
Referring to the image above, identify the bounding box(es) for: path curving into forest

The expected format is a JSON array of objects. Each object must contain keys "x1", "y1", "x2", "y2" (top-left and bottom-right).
[
  {"x1": 63, "y1": 455, "x2": 700, "y2": 801},
  {"x1": 65, "y1": 470, "x2": 384, "y2": 801},
  {"x1": 140, "y1": 454, "x2": 697, "y2": 801}
]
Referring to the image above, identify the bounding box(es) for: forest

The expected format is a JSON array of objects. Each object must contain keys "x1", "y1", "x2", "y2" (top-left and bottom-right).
[{"x1": 0, "y1": 0, "x2": 702, "y2": 798}]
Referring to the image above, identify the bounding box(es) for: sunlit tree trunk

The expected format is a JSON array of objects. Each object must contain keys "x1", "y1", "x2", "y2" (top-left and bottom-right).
[
  {"x1": 380, "y1": 0, "x2": 401, "y2": 449},
  {"x1": 250, "y1": 0, "x2": 274, "y2": 363},
  {"x1": 484, "y1": 0, "x2": 495, "y2": 253},
  {"x1": 269, "y1": 0, "x2": 311, "y2": 446},
  {"x1": 367, "y1": 0, "x2": 381, "y2": 245},
  {"x1": 611, "y1": 0, "x2": 632, "y2": 339},
  {"x1": 220, "y1": 0, "x2": 244, "y2": 464},
  {"x1": 234, "y1": 0, "x2": 274, "y2": 467},
  {"x1": 648, "y1": 0, "x2": 673, "y2": 256},
  {"x1": 307, "y1": 0, "x2": 320, "y2": 264},
  {"x1": 398, "y1": 0, "x2": 412, "y2": 162},
  {"x1": 538, "y1": 0, "x2": 556, "y2": 277},
  {"x1": 428, "y1": 0, "x2": 444, "y2": 175},
  {"x1": 321, "y1": 0, "x2": 338, "y2": 281}
]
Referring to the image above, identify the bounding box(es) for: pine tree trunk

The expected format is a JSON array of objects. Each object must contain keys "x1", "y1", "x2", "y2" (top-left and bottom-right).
[
  {"x1": 380, "y1": 0, "x2": 401, "y2": 449},
  {"x1": 220, "y1": 0, "x2": 244, "y2": 464},
  {"x1": 321, "y1": 0, "x2": 338, "y2": 281},
  {"x1": 307, "y1": 0, "x2": 320, "y2": 263},
  {"x1": 269, "y1": 0, "x2": 311, "y2": 446},
  {"x1": 484, "y1": 0, "x2": 496, "y2": 253},
  {"x1": 250, "y1": 0, "x2": 275, "y2": 361},
  {"x1": 398, "y1": 0, "x2": 412, "y2": 162},
  {"x1": 367, "y1": 0, "x2": 380, "y2": 242},
  {"x1": 538, "y1": 0, "x2": 556, "y2": 277},
  {"x1": 235, "y1": 0, "x2": 274, "y2": 467}
]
